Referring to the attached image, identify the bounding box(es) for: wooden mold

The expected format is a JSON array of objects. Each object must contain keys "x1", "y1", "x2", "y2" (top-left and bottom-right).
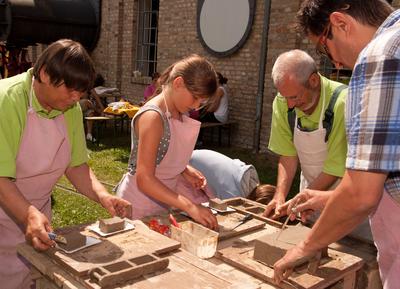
[
  {"x1": 216, "y1": 211, "x2": 266, "y2": 241},
  {"x1": 89, "y1": 253, "x2": 169, "y2": 287},
  {"x1": 224, "y1": 197, "x2": 299, "y2": 228}
]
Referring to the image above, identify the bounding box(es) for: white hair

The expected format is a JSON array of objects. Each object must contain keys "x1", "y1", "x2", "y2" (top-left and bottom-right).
[{"x1": 271, "y1": 50, "x2": 317, "y2": 87}]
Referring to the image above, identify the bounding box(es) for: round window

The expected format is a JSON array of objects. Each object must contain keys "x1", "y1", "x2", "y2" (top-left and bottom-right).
[{"x1": 197, "y1": 0, "x2": 256, "y2": 57}]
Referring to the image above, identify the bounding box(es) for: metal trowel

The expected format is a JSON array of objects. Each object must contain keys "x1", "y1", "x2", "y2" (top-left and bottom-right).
[{"x1": 48, "y1": 232, "x2": 67, "y2": 245}]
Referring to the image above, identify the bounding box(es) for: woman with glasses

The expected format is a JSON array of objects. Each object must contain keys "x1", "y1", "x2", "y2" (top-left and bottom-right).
[{"x1": 116, "y1": 55, "x2": 218, "y2": 230}]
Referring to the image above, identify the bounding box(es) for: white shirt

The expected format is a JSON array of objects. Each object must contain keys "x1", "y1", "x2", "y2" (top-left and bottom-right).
[{"x1": 214, "y1": 85, "x2": 229, "y2": 123}]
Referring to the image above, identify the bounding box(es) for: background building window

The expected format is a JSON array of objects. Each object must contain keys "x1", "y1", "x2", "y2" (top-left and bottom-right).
[{"x1": 135, "y1": 0, "x2": 159, "y2": 77}]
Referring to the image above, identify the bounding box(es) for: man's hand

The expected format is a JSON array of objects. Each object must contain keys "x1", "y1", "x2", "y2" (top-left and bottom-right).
[
  {"x1": 285, "y1": 189, "x2": 332, "y2": 222},
  {"x1": 25, "y1": 206, "x2": 55, "y2": 251},
  {"x1": 181, "y1": 165, "x2": 207, "y2": 190},
  {"x1": 263, "y1": 196, "x2": 285, "y2": 219},
  {"x1": 99, "y1": 194, "x2": 132, "y2": 219},
  {"x1": 273, "y1": 241, "x2": 317, "y2": 284}
]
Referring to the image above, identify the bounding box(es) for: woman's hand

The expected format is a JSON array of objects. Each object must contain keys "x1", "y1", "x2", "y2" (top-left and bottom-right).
[
  {"x1": 181, "y1": 165, "x2": 207, "y2": 190},
  {"x1": 98, "y1": 193, "x2": 132, "y2": 219},
  {"x1": 25, "y1": 206, "x2": 55, "y2": 251},
  {"x1": 186, "y1": 203, "x2": 218, "y2": 230}
]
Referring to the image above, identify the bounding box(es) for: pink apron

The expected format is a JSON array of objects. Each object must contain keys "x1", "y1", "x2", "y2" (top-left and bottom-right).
[
  {"x1": 0, "y1": 80, "x2": 71, "y2": 289},
  {"x1": 369, "y1": 190, "x2": 400, "y2": 289},
  {"x1": 117, "y1": 111, "x2": 213, "y2": 219}
]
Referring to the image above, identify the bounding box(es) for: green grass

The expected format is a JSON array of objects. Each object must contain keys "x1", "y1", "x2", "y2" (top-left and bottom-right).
[{"x1": 52, "y1": 131, "x2": 299, "y2": 228}]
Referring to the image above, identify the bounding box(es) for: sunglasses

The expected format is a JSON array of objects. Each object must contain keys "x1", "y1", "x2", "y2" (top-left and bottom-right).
[{"x1": 315, "y1": 22, "x2": 333, "y2": 62}]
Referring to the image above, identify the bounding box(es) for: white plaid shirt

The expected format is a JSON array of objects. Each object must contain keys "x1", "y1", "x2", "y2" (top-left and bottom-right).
[{"x1": 346, "y1": 10, "x2": 400, "y2": 202}]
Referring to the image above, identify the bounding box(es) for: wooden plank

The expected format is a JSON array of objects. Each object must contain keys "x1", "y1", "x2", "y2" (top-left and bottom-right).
[
  {"x1": 217, "y1": 243, "x2": 364, "y2": 289},
  {"x1": 173, "y1": 250, "x2": 260, "y2": 289},
  {"x1": 16, "y1": 243, "x2": 85, "y2": 289},
  {"x1": 19, "y1": 242, "x2": 260, "y2": 289},
  {"x1": 83, "y1": 254, "x2": 252, "y2": 289},
  {"x1": 343, "y1": 272, "x2": 356, "y2": 289},
  {"x1": 217, "y1": 211, "x2": 266, "y2": 240},
  {"x1": 45, "y1": 220, "x2": 180, "y2": 277}
]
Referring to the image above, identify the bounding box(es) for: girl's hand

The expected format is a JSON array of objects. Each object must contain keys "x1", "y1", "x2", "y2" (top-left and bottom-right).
[
  {"x1": 186, "y1": 203, "x2": 218, "y2": 230},
  {"x1": 181, "y1": 165, "x2": 207, "y2": 190}
]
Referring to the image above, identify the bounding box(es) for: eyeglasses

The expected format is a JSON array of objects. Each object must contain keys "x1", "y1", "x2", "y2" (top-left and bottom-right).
[{"x1": 315, "y1": 22, "x2": 333, "y2": 62}]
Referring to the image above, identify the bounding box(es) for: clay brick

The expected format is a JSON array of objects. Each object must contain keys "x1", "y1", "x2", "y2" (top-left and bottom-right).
[
  {"x1": 209, "y1": 198, "x2": 227, "y2": 211},
  {"x1": 99, "y1": 217, "x2": 125, "y2": 233}
]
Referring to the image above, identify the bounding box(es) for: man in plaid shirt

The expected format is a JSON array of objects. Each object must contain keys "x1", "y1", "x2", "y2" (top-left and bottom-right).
[{"x1": 273, "y1": 1, "x2": 400, "y2": 288}]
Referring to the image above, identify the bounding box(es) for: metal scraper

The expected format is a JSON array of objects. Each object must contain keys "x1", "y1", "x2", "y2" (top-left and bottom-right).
[{"x1": 48, "y1": 232, "x2": 67, "y2": 245}]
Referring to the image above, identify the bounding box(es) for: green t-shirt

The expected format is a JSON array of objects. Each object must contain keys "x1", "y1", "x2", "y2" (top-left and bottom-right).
[
  {"x1": 268, "y1": 75, "x2": 347, "y2": 178},
  {"x1": 0, "y1": 69, "x2": 88, "y2": 178}
]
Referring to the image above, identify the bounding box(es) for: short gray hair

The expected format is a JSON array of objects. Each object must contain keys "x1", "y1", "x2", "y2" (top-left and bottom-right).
[{"x1": 271, "y1": 50, "x2": 317, "y2": 87}]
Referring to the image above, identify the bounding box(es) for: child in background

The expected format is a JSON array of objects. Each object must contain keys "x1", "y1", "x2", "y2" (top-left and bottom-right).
[
  {"x1": 143, "y1": 72, "x2": 160, "y2": 102},
  {"x1": 117, "y1": 55, "x2": 219, "y2": 229},
  {"x1": 79, "y1": 74, "x2": 106, "y2": 142},
  {"x1": 199, "y1": 72, "x2": 229, "y2": 123}
]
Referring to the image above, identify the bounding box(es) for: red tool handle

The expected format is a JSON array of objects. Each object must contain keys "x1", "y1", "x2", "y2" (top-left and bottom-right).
[{"x1": 169, "y1": 214, "x2": 180, "y2": 228}]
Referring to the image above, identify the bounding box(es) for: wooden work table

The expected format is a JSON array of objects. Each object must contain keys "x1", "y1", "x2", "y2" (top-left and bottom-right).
[{"x1": 17, "y1": 198, "x2": 378, "y2": 289}]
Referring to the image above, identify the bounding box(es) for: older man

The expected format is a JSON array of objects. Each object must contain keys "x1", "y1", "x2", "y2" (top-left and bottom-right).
[
  {"x1": 263, "y1": 50, "x2": 348, "y2": 220},
  {"x1": 273, "y1": 1, "x2": 400, "y2": 288},
  {"x1": 0, "y1": 39, "x2": 131, "y2": 288}
]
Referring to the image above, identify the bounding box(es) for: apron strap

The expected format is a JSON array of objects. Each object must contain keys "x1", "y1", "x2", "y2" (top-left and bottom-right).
[
  {"x1": 288, "y1": 84, "x2": 347, "y2": 142},
  {"x1": 323, "y1": 84, "x2": 347, "y2": 142},
  {"x1": 29, "y1": 77, "x2": 35, "y2": 108}
]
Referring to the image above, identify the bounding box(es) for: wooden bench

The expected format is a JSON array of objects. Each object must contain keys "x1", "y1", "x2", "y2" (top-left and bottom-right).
[
  {"x1": 200, "y1": 121, "x2": 235, "y2": 146},
  {"x1": 85, "y1": 115, "x2": 129, "y2": 143}
]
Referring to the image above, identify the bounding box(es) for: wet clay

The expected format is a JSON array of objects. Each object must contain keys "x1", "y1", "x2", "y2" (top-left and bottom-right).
[
  {"x1": 209, "y1": 198, "x2": 227, "y2": 211},
  {"x1": 253, "y1": 225, "x2": 320, "y2": 267},
  {"x1": 58, "y1": 231, "x2": 87, "y2": 251},
  {"x1": 99, "y1": 217, "x2": 125, "y2": 233}
]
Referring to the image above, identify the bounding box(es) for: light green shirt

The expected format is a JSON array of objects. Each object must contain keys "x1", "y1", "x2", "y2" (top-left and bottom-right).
[
  {"x1": 0, "y1": 69, "x2": 88, "y2": 178},
  {"x1": 268, "y1": 75, "x2": 347, "y2": 178}
]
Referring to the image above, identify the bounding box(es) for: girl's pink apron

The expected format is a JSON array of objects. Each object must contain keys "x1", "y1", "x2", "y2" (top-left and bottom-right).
[
  {"x1": 0, "y1": 82, "x2": 71, "y2": 289},
  {"x1": 370, "y1": 191, "x2": 400, "y2": 289},
  {"x1": 117, "y1": 113, "x2": 213, "y2": 219}
]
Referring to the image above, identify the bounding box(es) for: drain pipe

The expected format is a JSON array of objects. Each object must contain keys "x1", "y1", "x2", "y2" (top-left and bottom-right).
[{"x1": 253, "y1": 0, "x2": 272, "y2": 153}]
